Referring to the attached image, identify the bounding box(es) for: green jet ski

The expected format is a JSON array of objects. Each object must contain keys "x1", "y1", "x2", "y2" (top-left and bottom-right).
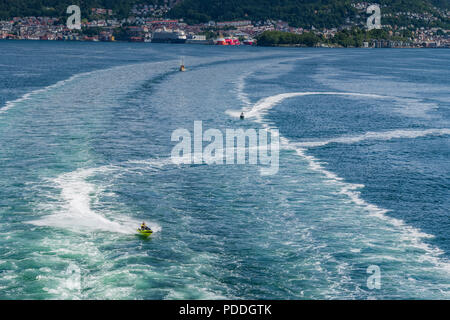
[
  {"x1": 137, "y1": 222, "x2": 153, "y2": 236},
  {"x1": 137, "y1": 228, "x2": 153, "y2": 236}
]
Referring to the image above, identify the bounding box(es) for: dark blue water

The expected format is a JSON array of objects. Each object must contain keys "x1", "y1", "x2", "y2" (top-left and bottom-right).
[{"x1": 0, "y1": 41, "x2": 448, "y2": 299}]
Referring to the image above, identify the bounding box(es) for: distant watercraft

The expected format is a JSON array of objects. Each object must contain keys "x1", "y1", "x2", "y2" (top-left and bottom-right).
[
  {"x1": 243, "y1": 39, "x2": 256, "y2": 45},
  {"x1": 214, "y1": 37, "x2": 227, "y2": 45},
  {"x1": 137, "y1": 222, "x2": 153, "y2": 236},
  {"x1": 214, "y1": 37, "x2": 241, "y2": 45},
  {"x1": 152, "y1": 28, "x2": 187, "y2": 44},
  {"x1": 240, "y1": 112, "x2": 245, "y2": 119},
  {"x1": 179, "y1": 57, "x2": 186, "y2": 72}
]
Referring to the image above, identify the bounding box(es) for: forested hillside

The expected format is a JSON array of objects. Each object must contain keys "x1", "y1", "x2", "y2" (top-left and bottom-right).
[
  {"x1": 169, "y1": 0, "x2": 449, "y2": 28},
  {"x1": 1, "y1": 0, "x2": 448, "y2": 29},
  {"x1": 170, "y1": 0, "x2": 358, "y2": 28},
  {"x1": 0, "y1": 0, "x2": 163, "y2": 19}
]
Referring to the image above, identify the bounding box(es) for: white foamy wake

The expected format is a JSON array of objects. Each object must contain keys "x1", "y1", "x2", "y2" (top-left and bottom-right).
[
  {"x1": 32, "y1": 166, "x2": 133, "y2": 234},
  {"x1": 227, "y1": 56, "x2": 318, "y2": 119},
  {"x1": 31, "y1": 159, "x2": 171, "y2": 234},
  {"x1": 294, "y1": 128, "x2": 450, "y2": 148},
  {"x1": 226, "y1": 91, "x2": 387, "y2": 121},
  {"x1": 230, "y1": 89, "x2": 450, "y2": 275},
  {"x1": 0, "y1": 59, "x2": 179, "y2": 116},
  {"x1": 24, "y1": 59, "x2": 202, "y2": 235},
  {"x1": 0, "y1": 70, "x2": 97, "y2": 115},
  {"x1": 234, "y1": 72, "x2": 253, "y2": 107},
  {"x1": 126, "y1": 157, "x2": 174, "y2": 169}
]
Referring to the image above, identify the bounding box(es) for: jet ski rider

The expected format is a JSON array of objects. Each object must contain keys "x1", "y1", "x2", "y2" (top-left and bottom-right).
[{"x1": 140, "y1": 222, "x2": 151, "y2": 231}]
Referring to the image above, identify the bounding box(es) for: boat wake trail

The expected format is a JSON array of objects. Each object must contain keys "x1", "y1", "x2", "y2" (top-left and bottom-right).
[
  {"x1": 31, "y1": 160, "x2": 169, "y2": 235},
  {"x1": 0, "y1": 71, "x2": 96, "y2": 115},
  {"x1": 293, "y1": 128, "x2": 450, "y2": 148},
  {"x1": 227, "y1": 92, "x2": 387, "y2": 121},
  {"x1": 0, "y1": 60, "x2": 178, "y2": 117},
  {"x1": 229, "y1": 87, "x2": 450, "y2": 296},
  {"x1": 32, "y1": 166, "x2": 131, "y2": 234}
]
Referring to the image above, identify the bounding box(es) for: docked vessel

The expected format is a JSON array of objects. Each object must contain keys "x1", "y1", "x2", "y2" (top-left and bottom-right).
[
  {"x1": 152, "y1": 29, "x2": 187, "y2": 43},
  {"x1": 214, "y1": 37, "x2": 241, "y2": 45},
  {"x1": 214, "y1": 37, "x2": 227, "y2": 45}
]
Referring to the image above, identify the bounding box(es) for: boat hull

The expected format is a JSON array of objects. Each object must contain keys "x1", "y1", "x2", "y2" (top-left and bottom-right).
[
  {"x1": 151, "y1": 39, "x2": 186, "y2": 44},
  {"x1": 137, "y1": 229, "x2": 153, "y2": 236}
]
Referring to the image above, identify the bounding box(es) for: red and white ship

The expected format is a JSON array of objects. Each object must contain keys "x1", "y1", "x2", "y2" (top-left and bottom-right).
[{"x1": 214, "y1": 37, "x2": 241, "y2": 45}]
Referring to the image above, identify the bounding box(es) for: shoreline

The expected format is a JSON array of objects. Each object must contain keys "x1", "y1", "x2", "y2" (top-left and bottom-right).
[{"x1": 0, "y1": 39, "x2": 447, "y2": 49}]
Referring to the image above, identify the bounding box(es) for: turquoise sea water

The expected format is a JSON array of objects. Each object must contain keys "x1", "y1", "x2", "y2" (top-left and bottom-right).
[{"x1": 0, "y1": 41, "x2": 449, "y2": 299}]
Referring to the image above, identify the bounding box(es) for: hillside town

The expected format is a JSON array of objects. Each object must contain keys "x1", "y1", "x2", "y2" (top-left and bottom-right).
[{"x1": 0, "y1": 2, "x2": 449, "y2": 47}]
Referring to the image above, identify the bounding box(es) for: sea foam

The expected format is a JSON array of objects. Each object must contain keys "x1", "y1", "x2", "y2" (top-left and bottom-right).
[
  {"x1": 31, "y1": 160, "x2": 169, "y2": 235},
  {"x1": 229, "y1": 86, "x2": 450, "y2": 276}
]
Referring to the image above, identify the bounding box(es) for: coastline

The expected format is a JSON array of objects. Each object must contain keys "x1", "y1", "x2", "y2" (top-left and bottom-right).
[{"x1": 1, "y1": 39, "x2": 447, "y2": 49}]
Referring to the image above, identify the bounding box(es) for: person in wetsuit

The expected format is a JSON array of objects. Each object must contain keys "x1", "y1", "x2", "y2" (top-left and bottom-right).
[{"x1": 140, "y1": 222, "x2": 151, "y2": 231}]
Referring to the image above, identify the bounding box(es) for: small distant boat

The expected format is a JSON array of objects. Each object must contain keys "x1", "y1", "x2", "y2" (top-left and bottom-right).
[
  {"x1": 240, "y1": 112, "x2": 245, "y2": 119},
  {"x1": 179, "y1": 57, "x2": 186, "y2": 72}
]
